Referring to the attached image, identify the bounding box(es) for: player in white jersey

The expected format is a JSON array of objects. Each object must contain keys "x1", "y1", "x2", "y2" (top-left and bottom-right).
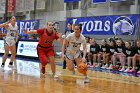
[
  {"x1": 62, "y1": 24, "x2": 90, "y2": 83},
  {"x1": 0, "y1": 16, "x2": 19, "y2": 70}
]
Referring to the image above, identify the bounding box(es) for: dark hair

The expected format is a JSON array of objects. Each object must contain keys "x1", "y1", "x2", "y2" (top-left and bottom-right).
[
  {"x1": 110, "y1": 39, "x2": 116, "y2": 46},
  {"x1": 102, "y1": 39, "x2": 107, "y2": 43},
  {"x1": 78, "y1": 24, "x2": 82, "y2": 30},
  {"x1": 68, "y1": 23, "x2": 72, "y2": 26},
  {"x1": 125, "y1": 41, "x2": 131, "y2": 46}
]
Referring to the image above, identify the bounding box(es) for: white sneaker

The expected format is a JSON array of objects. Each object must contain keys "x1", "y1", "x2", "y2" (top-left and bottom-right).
[
  {"x1": 104, "y1": 64, "x2": 108, "y2": 69},
  {"x1": 129, "y1": 68, "x2": 135, "y2": 72},
  {"x1": 95, "y1": 63, "x2": 100, "y2": 67},
  {"x1": 124, "y1": 68, "x2": 130, "y2": 72},
  {"x1": 84, "y1": 76, "x2": 90, "y2": 83},
  {"x1": 101, "y1": 65, "x2": 105, "y2": 69},
  {"x1": 101, "y1": 64, "x2": 108, "y2": 69},
  {"x1": 107, "y1": 64, "x2": 112, "y2": 70},
  {"x1": 119, "y1": 67, "x2": 125, "y2": 72},
  {"x1": 53, "y1": 74, "x2": 59, "y2": 79},
  {"x1": 137, "y1": 70, "x2": 140, "y2": 74}
]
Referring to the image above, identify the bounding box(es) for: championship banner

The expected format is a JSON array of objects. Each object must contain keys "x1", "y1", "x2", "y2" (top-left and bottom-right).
[
  {"x1": 66, "y1": 14, "x2": 140, "y2": 35},
  {"x1": 7, "y1": 0, "x2": 15, "y2": 13},
  {"x1": 64, "y1": 0, "x2": 80, "y2": 3}
]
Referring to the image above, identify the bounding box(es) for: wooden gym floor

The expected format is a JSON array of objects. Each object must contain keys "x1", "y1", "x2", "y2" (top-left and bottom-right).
[{"x1": 0, "y1": 57, "x2": 140, "y2": 93}]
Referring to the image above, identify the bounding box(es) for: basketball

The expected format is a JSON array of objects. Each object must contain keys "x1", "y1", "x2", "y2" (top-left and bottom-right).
[{"x1": 77, "y1": 62, "x2": 87, "y2": 74}]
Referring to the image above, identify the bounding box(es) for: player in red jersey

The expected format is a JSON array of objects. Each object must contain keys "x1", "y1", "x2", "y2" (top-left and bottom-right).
[{"x1": 24, "y1": 21, "x2": 62, "y2": 78}]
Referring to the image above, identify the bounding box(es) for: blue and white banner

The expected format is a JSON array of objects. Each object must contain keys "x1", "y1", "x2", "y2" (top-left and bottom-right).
[
  {"x1": 111, "y1": 0, "x2": 127, "y2": 2},
  {"x1": 0, "y1": 19, "x2": 39, "y2": 39},
  {"x1": 92, "y1": 0, "x2": 107, "y2": 4},
  {"x1": 66, "y1": 14, "x2": 140, "y2": 35},
  {"x1": 0, "y1": 40, "x2": 6, "y2": 53},
  {"x1": 64, "y1": 0, "x2": 80, "y2": 3},
  {"x1": 17, "y1": 41, "x2": 38, "y2": 57}
]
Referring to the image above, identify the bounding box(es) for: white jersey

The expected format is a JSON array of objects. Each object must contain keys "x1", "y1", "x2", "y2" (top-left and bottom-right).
[
  {"x1": 65, "y1": 32, "x2": 86, "y2": 55},
  {"x1": 6, "y1": 23, "x2": 18, "y2": 39},
  {"x1": 4, "y1": 23, "x2": 18, "y2": 46}
]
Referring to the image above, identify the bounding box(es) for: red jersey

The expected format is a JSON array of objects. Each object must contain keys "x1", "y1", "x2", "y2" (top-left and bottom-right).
[{"x1": 37, "y1": 29, "x2": 59, "y2": 47}]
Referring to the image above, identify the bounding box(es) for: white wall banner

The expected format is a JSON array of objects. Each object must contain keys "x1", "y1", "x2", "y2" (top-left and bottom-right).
[{"x1": 17, "y1": 41, "x2": 38, "y2": 57}]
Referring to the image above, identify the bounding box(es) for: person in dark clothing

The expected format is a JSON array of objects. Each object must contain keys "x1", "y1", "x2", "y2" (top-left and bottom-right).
[
  {"x1": 132, "y1": 40, "x2": 140, "y2": 73},
  {"x1": 97, "y1": 39, "x2": 110, "y2": 68},
  {"x1": 124, "y1": 41, "x2": 135, "y2": 72},
  {"x1": 107, "y1": 39, "x2": 116, "y2": 69},
  {"x1": 87, "y1": 38, "x2": 100, "y2": 66},
  {"x1": 112, "y1": 39, "x2": 126, "y2": 72}
]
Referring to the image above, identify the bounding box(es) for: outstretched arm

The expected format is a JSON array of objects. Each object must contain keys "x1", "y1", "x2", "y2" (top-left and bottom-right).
[
  {"x1": 0, "y1": 21, "x2": 10, "y2": 29},
  {"x1": 24, "y1": 29, "x2": 38, "y2": 34}
]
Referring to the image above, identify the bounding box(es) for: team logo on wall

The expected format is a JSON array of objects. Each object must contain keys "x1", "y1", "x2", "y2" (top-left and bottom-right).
[
  {"x1": 113, "y1": 16, "x2": 134, "y2": 35},
  {"x1": 19, "y1": 44, "x2": 24, "y2": 53}
]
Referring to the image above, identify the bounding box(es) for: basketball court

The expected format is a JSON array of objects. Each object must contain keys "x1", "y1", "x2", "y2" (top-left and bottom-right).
[{"x1": 0, "y1": 57, "x2": 140, "y2": 93}]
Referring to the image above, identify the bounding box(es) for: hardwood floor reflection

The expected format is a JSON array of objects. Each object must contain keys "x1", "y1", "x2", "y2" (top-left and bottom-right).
[{"x1": 0, "y1": 59, "x2": 140, "y2": 93}]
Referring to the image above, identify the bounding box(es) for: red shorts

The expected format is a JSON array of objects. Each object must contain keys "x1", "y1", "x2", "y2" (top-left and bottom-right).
[{"x1": 37, "y1": 45, "x2": 54, "y2": 66}]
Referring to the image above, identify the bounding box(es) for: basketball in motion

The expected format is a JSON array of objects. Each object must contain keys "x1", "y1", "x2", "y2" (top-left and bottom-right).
[{"x1": 77, "y1": 62, "x2": 87, "y2": 74}]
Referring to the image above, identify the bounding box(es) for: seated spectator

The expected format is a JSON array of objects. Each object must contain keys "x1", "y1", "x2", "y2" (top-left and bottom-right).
[
  {"x1": 107, "y1": 39, "x2": 116, "y2": 69},
  {"x1": 132, "y1": 40, "x2": 140, "y2": 74},
  {"x1": 97, "y1": 39, "x2": 110, "y2": 68},
  {"x1": 124, "y1": 41, "x2": 135, "y2": 72},
  {"x1": 87, "y1": 38, "x2": 100, "y2": 66},
  {"x1": 112, "y1": 38, "x2": 126, "y2": 71}
]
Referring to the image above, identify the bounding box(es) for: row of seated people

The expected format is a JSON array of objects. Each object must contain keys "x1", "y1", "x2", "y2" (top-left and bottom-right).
[{"x1": 82, "y1": 37, "x2": 140, "y2": 74}]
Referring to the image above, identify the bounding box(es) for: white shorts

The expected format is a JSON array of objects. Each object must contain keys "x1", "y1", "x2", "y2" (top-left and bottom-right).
[
  {"x1": 4, "y1": 37, "x2": 16, "y2": 46},
  {"x1": 65, "y1": 51, "x2": 82, "y2": 60}
]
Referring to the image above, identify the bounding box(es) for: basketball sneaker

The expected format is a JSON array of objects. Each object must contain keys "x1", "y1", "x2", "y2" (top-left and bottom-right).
[
  {"x1": 119, "y1": 67, "x2": 125, "y2": 72},
  {"x1": 53, "y1": 73, "x2": 59, "y2": 79},
  {"x1": 137, "y1": 70, "x2": 140, "y2": 74},
  {"x1": 124, "y1": 67, "x2": 130, "y2": 72},
  {"x1": 95, "y1": 63, "x2": 100, "y2": 67},
  {"x1": 101, "y1": 64, "x2": 108, "y2": 69},
  {"x1": 107, "y1": 64, "x2": 113, "y2": 70}
]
